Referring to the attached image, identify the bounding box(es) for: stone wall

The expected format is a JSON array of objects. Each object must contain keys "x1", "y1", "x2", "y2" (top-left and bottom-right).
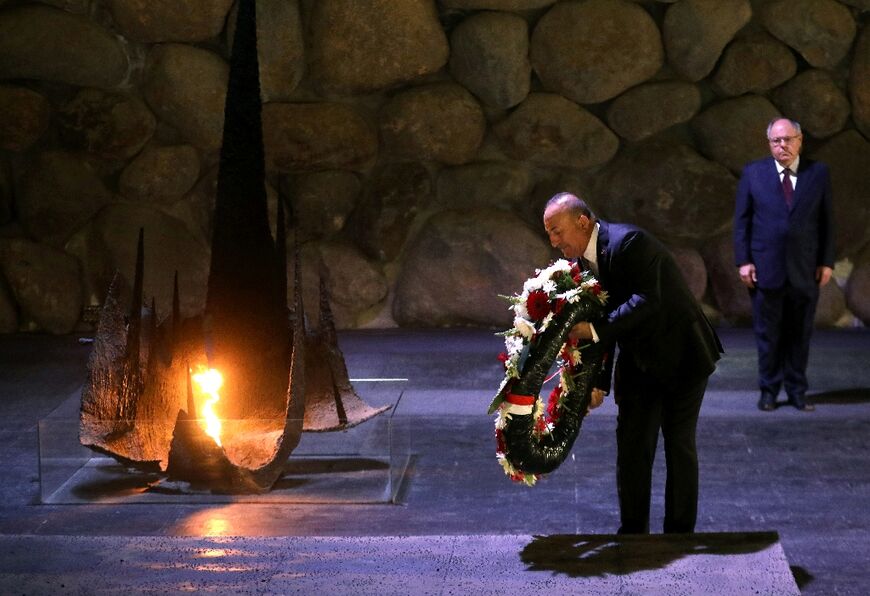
[{"x1": 0, "y1": 0, "x2": 869, "y2": 334}]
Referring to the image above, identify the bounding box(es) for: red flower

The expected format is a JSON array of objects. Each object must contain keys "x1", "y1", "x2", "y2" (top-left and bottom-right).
[
  {"x1": 526, "y1": 290, "x2": 551, "y2": 320},
  {"x1": 497, "y1": 352, "x2": 509, "y2": 367},
  {"x1": 570, "y1": 262, "x2": 581, "y2": 282},
  {"x1": 592, "y1": 283, "x2": 602, "y2": 295},
  {"x1": 495, "y1": 428, "x2": 506, "y2": 453},
  {"x1": 552, "y1": 297, "x2": 567, "y2": 315},
  {"x1": 547, "y1": 384, "x2": 562, "y2": 419}
]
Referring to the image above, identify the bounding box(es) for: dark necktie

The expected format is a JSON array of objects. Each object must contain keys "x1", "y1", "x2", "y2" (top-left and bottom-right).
[{"x1": 782, "y1": 168, "x2": 794, "y2": 208}]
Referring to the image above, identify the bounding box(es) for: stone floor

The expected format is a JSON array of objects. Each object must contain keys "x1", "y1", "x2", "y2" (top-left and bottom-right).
[{"x1": 0, "y1": 327, "x2": 868, "y2": 594}]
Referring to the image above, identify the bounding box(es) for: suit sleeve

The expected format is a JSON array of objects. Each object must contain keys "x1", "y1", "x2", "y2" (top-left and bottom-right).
[
  {"x1": 818, "y1": 164, "x2": 836, "y2": 267},
  {"x1": 594, "y1": 231, "x2": 663, "y2": 346},
  {"x1": 734, "y1": 165, "x2": 753, "y2": 266}
]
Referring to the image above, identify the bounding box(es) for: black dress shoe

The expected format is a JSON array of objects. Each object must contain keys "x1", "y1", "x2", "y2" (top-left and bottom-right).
[
  {"x1": 789, "y1": 394, "x2": 815, "y2": 411},
  {"x1": 757, "y1": 392, "x2": 775, "y2": 411}
]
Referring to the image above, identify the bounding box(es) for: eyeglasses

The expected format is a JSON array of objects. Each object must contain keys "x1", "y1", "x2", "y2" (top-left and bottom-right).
[{"x1": 768, "y1": 136, "x2": 801, "y2": 145}]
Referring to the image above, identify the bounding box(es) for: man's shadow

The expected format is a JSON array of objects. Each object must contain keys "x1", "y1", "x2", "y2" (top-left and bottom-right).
[
  {"x1": 808, "y1": 388, "x2": 870, "y2": 405},
  {"x1": 520, "y1": 532, "x2": 781, "y2": 578}
]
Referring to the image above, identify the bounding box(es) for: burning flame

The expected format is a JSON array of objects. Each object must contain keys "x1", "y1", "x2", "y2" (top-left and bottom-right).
[{"x1": 192, "y1": 366, "x2": 223, "y2": 447}]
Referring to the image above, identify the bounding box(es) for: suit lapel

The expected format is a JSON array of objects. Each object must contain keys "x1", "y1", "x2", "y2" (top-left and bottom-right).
[
  {"x1": 595, "y1": 220, "x2": 610, "y2": 286},
  {"x1": 790, "y1": 158, "x2": 815, "y2": 214}
]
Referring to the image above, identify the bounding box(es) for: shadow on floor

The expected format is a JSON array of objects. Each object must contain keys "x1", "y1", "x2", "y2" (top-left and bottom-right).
[
  {"x1": 790, "y1": 566, "x2": 815, "y2": 591},
  {"x1": 520, "y1": 532, "x2": 779, "y2": 577},
  {"x1": 810, "y1": 388, "x2": 870, "y2": 404}
]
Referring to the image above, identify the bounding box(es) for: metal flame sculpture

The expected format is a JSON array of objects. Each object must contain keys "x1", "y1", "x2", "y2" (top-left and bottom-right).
[{"x1": 79, "y1": 0, "x2": 388, "y2": 493}]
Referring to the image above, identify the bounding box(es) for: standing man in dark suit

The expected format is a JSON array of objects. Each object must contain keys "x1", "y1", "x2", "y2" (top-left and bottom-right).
[
  {"x1": 543, "y1": 192, "x2": 723, "y2": 535},
  {"x1": 734, "y1": 118, "x2": 835, "y2": 412}
]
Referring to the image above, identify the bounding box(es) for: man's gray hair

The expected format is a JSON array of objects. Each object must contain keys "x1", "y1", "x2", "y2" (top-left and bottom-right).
[
  {"x1": 545, "y1": 192, "x2": 594, "y2": 219},
  {"x1": 767, "y1": 118, "x2": 802, "y2": 138}
]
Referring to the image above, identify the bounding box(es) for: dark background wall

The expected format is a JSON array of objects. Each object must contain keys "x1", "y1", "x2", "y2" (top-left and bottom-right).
[{"x1": 0, "y1": 0, "x2": 869, "y2": 334}]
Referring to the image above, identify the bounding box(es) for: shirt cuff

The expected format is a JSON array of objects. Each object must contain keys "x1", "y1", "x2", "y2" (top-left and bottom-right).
[{"x1": 589, "y1": 323, "x2": 599, "y2": 343}]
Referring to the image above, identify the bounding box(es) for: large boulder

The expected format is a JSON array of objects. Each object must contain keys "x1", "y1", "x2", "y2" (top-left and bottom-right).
[
  {"x1": 814, "y1": 280, "x2": 847, "y2": 327},
  {"x1": 227, "y1": 0, "x2": 304, "y2": 102},
  {"x1": 17, "y1": 151, "x2": 114, "y2": 247},
  {"x1": 78, "y1": 203, "x2": 210, "y2": 319},
  {"x1": 281, "y1": 170, "x2": 360, "y2": 243},
  {"x1": 56, "y1": 89, "x2": 156, "y2": 161},
  {"x1": 0, "y1": 238, "x2": 82, "y2": 334},
  {"x1": 531, "y1": 0, "x2": 663, "y2": 104},
  {"x1": 593, "y1": 140, "x2": 735, "y2": 244},
  {"x1": 308, "y1": 0, "x2": 448, "y2": 96},
  {"x1": 0, "y1": 86, "x2": 50, "y2": 152},
  {"x1": 441, "y1": 0, "x2": 556, "y2": 8},
  {"x1": 837, "y1": 0, "x2": 870, "y2": 9},
  {"x1": 691, "y1": 95, "x2": 780, "y2": 174},
  {"x1": 393, "y1": 209, "x2": 553, "y2": 327},
  {"x1": 669, "y1": 245, "x2": 708, "y2": 302},
  {"x1": 106, "y1": 0, "x2": 233, "y2": 43},
  {"x1": 663, "y1": 0, "x2": 752, "y2": 81},
  {"x1": 379, "y1": 82, "x2": 486, "y2": 166},
  {"x1": 34, "y1": 0, "x2": 89, "y2": 12},
  {"x1": 119, "y1": 145, "x2": 200, "y2": 204},
  {"x1": 850, "y1": 25, "x2": 870, "y2": 140},
  {"x1": 759, "y1": 0, "x2": 856, "y2": 69},
  {"x1": 771, "y1": 69, "x2": 850, "y2": 139},
  {"x1": 142, "y1": 44, "x2": 228, "y2": 151},
  {"x1": 702, "y1": 234, "x2": 753, "y2": 324},
  {"x1": 0, "y1": 280, "x2": 16, "y2": 333},
  {"x1": 108, "y1": 0, "x2": 233, "y2": 43},
  {"x1": 494, "y1": 93, "x2": 618, "y2": 170},
  {"x1": 163, "y1": 165, "x2": 218, "y2": 247},
  {"x1": 435, "y1": 161, "x2": 533, "y2": 212},
  {"x1": 0, "y1": 159, "x2": 12, "y2": 226},
  {"x1": 845, "y1": 263, "x2": 870, "y2": 325},
  {"x1": 712, "y1": 32, "x2": 797, "y2": 97},
  {"x1": 606, "y1": 81, "x2": 701, "y2": 143},
  {"x1": 263, "y1": 102, "x2": 378, "y2": 173},
  {"x1": 351, "y1": 162, "x2": 433, "y2": 262},
  {"x1": 317, "y1": 241, "x2": 389, "y2": 329},
  {"x1": 810, "y1": 131, "x2": 870, "y2": 260},
  {"x1": 0, "y1": 5, "x2": 128, "y2": 89},
  {"x1": 286, "y1": 241, "x2": 389, "y2": 330},
  {"x1": 449, "y1": 11, "x2": 530, "y2": 109},
  {"x1": 164, "y1": 165, "x2": 282, "y2": 249}
]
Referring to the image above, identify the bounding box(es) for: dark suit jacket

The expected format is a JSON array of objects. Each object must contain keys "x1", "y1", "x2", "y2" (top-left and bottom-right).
[
  {"x1": 733, "y1": 156, "x2": 835, "y2": 295},
  {"x1": 591, "y1": 221, "x2": 722, "y2": 393}
]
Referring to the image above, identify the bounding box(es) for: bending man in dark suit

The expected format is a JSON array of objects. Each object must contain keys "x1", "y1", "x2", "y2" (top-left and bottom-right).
[
  {"x1": 543, "y1": 192, "x2": 723, "y2": 534},
  {"x1": 734, "y1": 118, "x2": 835, "y2": 412}
]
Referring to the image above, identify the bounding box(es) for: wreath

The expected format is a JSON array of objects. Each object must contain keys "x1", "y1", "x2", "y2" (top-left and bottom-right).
[{"x1": 488, "y1": 259, "x2": 608, "y2": 486}]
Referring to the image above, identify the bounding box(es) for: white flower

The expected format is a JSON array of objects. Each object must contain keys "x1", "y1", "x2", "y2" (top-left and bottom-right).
[
  {"x1": 505, "y1": 335, "x2": 524, "y2": 357},
  {"x1": 537, "y1": 259, "x2": 570, "y2": 282},
  {"x1": 560, "y1": 288, "x2": 583, "y2": 303},
  {"x1": 513, "y1": 299, "x2": 529, "y2": 321},
  {"x1": 538, "y1": 311, "x2": 555, "y2": 333},
  {"x1": 522, "y1": 277, "x2": 542, "y2": 294},
  {"x1": 513, "y1": 316, "x2": 535, "y2": 339}
]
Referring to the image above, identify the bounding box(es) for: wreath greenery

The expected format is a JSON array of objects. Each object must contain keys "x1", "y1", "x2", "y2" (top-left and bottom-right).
[{"x1": 489, "y1": 259, "x2": 608, "y2": 485}]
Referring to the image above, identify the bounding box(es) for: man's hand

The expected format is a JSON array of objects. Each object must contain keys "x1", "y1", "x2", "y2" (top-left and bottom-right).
[
  {"x1": 589, "y1": 388, "x2": 605, "y2": 409},
  {"x1": 816, "y1": 266, "x2": 833, "y2": 287},
  {"x1": 738, "y1": 263, "x2": 756, "y2": 288},
  {"x1": 569, "y1": 322, "x2": 594, "y2": 341},
  {"x1": 586, "y1": 388, "x2": 606, "y2": 415}
]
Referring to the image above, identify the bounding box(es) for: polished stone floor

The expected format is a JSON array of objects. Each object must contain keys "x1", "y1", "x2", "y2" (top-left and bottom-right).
[{"x1": 0, "y1": 327, "x2": 868, "y2": 594}]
